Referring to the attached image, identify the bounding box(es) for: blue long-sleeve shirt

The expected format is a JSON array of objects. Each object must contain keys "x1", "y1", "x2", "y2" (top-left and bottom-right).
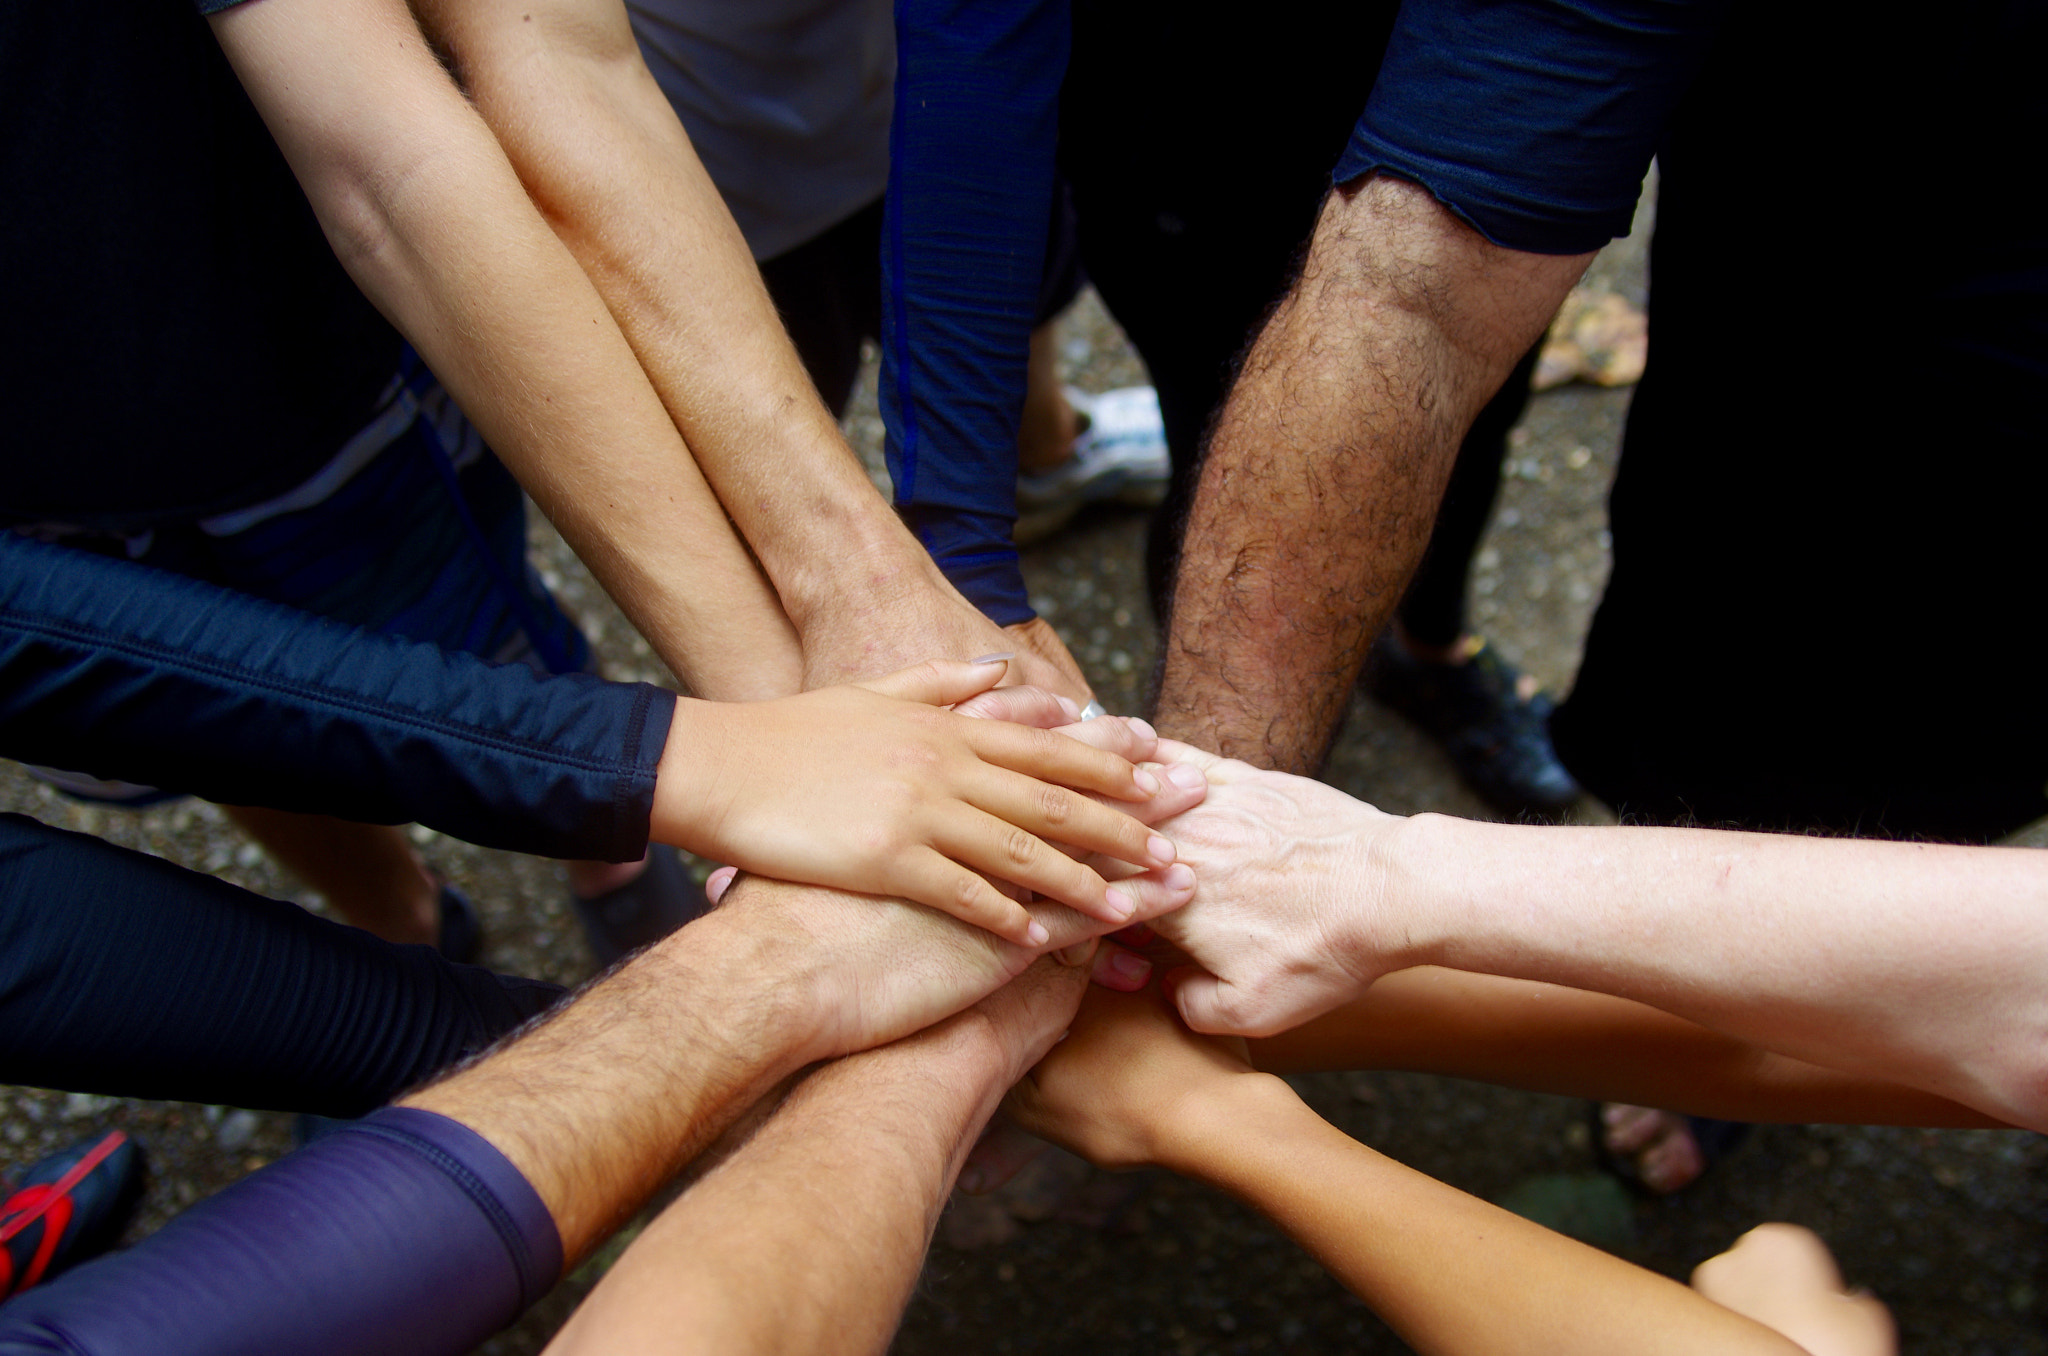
[
  {"x1": 879, "y1": 0, "x2": 1068, "y2": 626},
  {"x1": 0, "y1": 532, "x2": 672, "y2": 863}
]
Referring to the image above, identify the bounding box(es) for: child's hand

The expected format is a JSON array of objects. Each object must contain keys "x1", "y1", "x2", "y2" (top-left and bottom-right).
[
  {"x1": 1004, "y1": 983, "x2": 1255, "y2": 1170},
  {"x1": 656, "y1": 658, "x2": 1186, "y2": 945}
]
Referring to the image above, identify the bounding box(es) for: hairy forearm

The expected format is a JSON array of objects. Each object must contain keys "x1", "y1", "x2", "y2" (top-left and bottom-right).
[
  {"x1": 215, "y1": 0, "x2": 801, "y2": 701},
  {"x1": 1154, "y1": 177, "x2": 1587, "y2": 772},
  {"x1": 1393, "y1": 815, "x2": 2048, "y2": 1129},
  {"x1": 419, "y1": 0, "x2": 942, "y2": 634},
  {"x1": 546, "y1": 1016, "x2": 1008, "y2": 1355},
  {"x1": 401, "y1": 907, "x2": 826, "y2": 1267},
  {"x1": 1162, "y1": 1077, "x2": 1803, "y2": 1356},
  {"x1": 1252, "y1": 968, "x2": 2007, "y2": 1128}
]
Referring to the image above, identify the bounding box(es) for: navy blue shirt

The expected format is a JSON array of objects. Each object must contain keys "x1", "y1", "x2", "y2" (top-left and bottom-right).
[
  {"x1": 881, "y1": 0, "x2": 1069, "y2": 625},
  {"x1": 1337, "y1": 0, "x2": 1726, "y2": 253},
  {"x1": 0, "y1": 0, "x2": 402, "y2": 531},
  {"x1": 0, "y1": 532, "x2": 672, "y2": 863}
]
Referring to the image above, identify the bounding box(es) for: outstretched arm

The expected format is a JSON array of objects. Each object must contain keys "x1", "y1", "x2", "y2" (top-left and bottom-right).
[
  {"x1": 546, "y1": 952, "x2": 1127, "y2": 1356},
  {"x1": 1008, "y1": 987, "x2": 1805, "y2": 1356},
  {"x1": 1143, "y1": 743, "x2": 2048, "y2": 1130},
  {"x1": 208, "y1": 0, "x2": 801, "y2": 701},
  {"x1": 1252, "y1": 968, "x2": 2007, "y2": 1129},
  {"x1": 404, "y1": 0, "x2": 1089, "y2": 699}
]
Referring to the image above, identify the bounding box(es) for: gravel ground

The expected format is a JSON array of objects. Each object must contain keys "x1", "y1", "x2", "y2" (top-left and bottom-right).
[{"x1": 5, "y1": 178, "x2": 2044, "y2": 1353}]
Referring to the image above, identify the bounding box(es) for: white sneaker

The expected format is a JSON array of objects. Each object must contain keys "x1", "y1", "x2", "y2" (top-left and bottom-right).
[{"x1": 1014, "y1": 386, "x2": 1172, "y2": 544}]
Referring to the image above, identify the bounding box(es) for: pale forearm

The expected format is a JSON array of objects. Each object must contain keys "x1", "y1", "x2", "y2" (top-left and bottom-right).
[
  {"x1": 547, "y1": 1018, "x2": 1006, "y2": 1355},
  {"x1": 1164, "y1": 1078, "x2": 1803, "y2": 1356},
  {"x1": 1154, "y1": 178, "x2": 1587, "y2": 771},
  {"x1": 1252, "y1": 969, "x2": 2007, "y2": 1129},
  {"x1": 419, "y1": 0, "x2": 941, "y2": 633},
  {"x1": 1396, "y1": 815, "x2": 2048, "y2": 1128},
  {"x1": 214, "y1": 0, "x2": 801, "y2": 701}
]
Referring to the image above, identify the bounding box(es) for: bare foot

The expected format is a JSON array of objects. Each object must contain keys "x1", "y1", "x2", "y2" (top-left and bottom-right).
[
  {"x1": 1600, "y1": 1104, "x2": 1706, "y2": 1194},
  {"x1": 1692, "y1": 1224, "x2": 1896, "y2": 1356}
]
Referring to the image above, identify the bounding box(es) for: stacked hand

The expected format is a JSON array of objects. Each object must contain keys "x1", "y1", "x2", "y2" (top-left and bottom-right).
[
  {"x1": 1003, "y1": 981, "x2": 1260, "y2": 1173},
  {"x1": 1088, "y1": 740, "x2": 1408, "y2": 1037},
  {"x1": 664, "y1": 659, "x2": 1183, "y2": 946}
]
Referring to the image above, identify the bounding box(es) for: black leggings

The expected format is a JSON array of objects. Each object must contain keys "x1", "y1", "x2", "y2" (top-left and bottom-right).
[{"x1": 0, "y1": 814, "x2": 563, "y2": 1117}]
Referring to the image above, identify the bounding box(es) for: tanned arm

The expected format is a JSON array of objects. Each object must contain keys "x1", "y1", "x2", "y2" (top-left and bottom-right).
[
  {"x1": 1009, "y1": 987, "x2": 1805, "y2": 1356},
  {"x1": 1154, "y1": 176, "x2": 1588, "y2": 771},
  {"x1": 1252, "y1": 968, "x2": 2008, "y2": 1129},
  {"x1": 400, "y1": 831, "x2": 1192, "y2": 1271},
  {"x1": 545, "y1": 956, "x2": 1106, "y2": 1355}
]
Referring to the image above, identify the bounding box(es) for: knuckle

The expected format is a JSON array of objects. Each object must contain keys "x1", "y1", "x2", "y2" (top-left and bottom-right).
[
  {"x1": 1036, "y1": 785, "x2": 1073, "y2": 826},
  {"x1": 1002, "y1": 826, "x2": 1038, "y2": 868},
  {"x1": 1019, "y1": 725, "x2": 1063, "y2": 759},
  {"x1": 952, "y1": 872, "x2": 990, "y2": 914}
]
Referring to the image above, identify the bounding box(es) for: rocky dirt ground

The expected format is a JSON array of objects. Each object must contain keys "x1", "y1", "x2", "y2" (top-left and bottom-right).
[{"x1": 5, "y1": 181, "x2": 2044, "y2": 1353}]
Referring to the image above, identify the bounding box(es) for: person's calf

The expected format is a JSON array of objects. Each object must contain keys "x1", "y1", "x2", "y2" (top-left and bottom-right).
[{"x1": 222, "y1": 807, "x2": 439, "y2": 945}]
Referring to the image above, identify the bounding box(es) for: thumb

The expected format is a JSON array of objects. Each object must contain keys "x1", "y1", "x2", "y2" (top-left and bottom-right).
[
  {"x1": 859, "y1": 655, "x2": 1011, "y2": 707},
  {"x1": 1163, "y1": 965, "x2": 1244, "y2": 1036}
]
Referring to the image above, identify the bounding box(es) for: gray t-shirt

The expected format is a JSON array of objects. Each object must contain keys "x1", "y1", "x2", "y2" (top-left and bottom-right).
[{"x1": 627, "y1": 0, "x2": 893, "y2": 261}]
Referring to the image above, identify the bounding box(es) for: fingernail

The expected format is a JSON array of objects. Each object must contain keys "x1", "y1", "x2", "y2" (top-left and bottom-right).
[
  {"x1": 1147, "y1": 834, "x2": 1174, "y2": 864},
  {"x1": 970, "y1": 652, "x2": 1015, "y2": 666},
  {"x1": 1056, "y1": 695, "x2": 1082, "y2": 720},
  {"x1": 1128, "y1": 717, "x2": 1157, "y2": 741},
  {"x1": 1026, "y1": 920, "x2": 1050, "y2": 947},
  {"x1": 1111, "y1": 950, "x2": 1152, "y2": 981},
  {"x1": 1167, "y1": 762, "x2": 1206, "y2": 790},
  {"x1": 1056, "y1": 941, "x2": 1094, "y2": 966},
  {"x1": 1165, "y1": 864, "x2": 1194, "y2": 891},
  {"x1": 1134, "y1": 768, "x2": 1160, "y2": 794},
  {"x1": 1105, "y1": 886, "x2": 1136, "y2": 921}
]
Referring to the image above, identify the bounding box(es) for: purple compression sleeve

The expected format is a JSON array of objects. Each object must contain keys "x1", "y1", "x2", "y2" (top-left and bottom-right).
[{"x1": 0, "y1": 1108, "x2": 561, "y2": 1356}]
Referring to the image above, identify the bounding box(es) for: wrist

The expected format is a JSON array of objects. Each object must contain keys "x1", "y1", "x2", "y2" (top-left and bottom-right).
[
  {"x1": 780, "y1": 521, "x2": 945, "y2": 636},
  {"x1": 661, "y1": 901, "x2": 845, "y2": 1079},
  {"x1": 648, "y1": 697, "x2": 727, "y2": 855},
  {"x1": 1149, "y1": 1072, "x2": 1306, "y2": 1179},
  {"x1": 1371, "y1": 811, "x2": 1463, "y2": 971}
]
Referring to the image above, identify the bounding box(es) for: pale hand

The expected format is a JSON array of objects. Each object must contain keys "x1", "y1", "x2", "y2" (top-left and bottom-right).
[{"x1": 1141, "y1": 740, "x2": 1407, "y2": 1037}]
